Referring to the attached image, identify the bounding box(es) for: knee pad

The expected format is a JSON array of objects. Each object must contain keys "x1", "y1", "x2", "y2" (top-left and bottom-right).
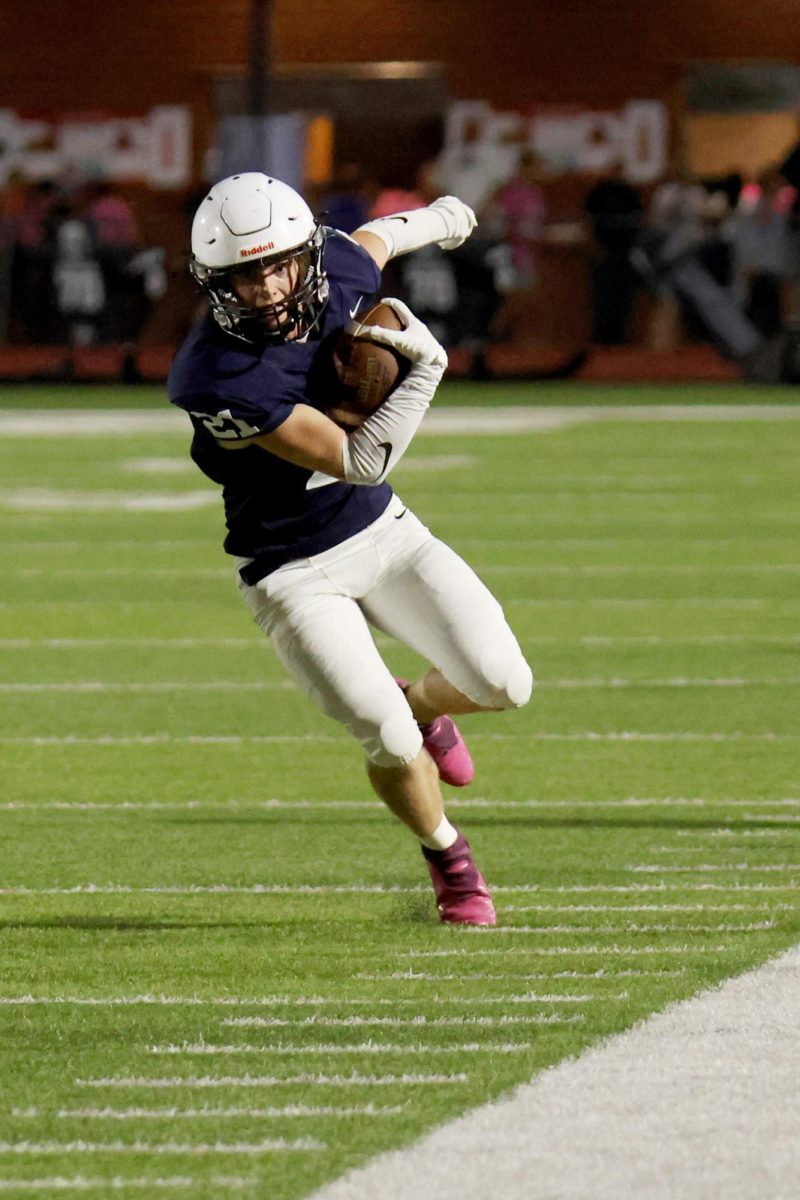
[
  {"x1": 365, "y1": 710, "x2": 424, "y2": 768},
  {"x1": 475, "y1": 642, "x2": 534, "y2": 709}
]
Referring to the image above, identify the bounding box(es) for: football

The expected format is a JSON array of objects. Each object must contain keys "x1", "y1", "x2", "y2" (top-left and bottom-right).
[{"x1": 327, "y1": 302, "x2": 410, "y2": 429}]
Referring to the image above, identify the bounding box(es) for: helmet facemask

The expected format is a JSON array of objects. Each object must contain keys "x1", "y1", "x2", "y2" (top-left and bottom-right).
[{"x1": 191, "y1": 225, "x2": 328, "y2": 346}]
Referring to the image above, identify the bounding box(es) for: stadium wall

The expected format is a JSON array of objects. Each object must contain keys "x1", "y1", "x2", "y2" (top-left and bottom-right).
[
  {"x1": 2, "y1": 1, "x2": 799, "y2": 382},
  {"x1": 4, "y1": 0, "x2": 800, "y2": 155}
]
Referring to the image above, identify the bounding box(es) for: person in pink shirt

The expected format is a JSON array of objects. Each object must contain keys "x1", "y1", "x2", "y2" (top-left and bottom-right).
[
  {"x1": 84, "y1": 181, "x2": 138, "y2": 248},
  {"x1": 483, "y1": 149, "x2": 548, "y2": 342},
  {"x1": 484, "y1": 150, "x2": 547, "y2": 285}
]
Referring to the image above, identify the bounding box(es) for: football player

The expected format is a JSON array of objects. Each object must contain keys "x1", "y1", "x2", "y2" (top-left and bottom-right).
[{"x1": 169, "y1": 172, "x2": 533, "y2": 925}]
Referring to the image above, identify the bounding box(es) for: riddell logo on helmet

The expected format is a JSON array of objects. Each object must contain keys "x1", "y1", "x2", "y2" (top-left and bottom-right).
[{"x1": 239, "y1": 242, "x2": 275, "y2": 257}]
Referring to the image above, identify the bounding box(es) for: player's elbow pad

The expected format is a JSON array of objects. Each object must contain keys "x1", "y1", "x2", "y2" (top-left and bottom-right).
[{"x1": 340, "y1": 361, "x2": 442, "y2": 485}]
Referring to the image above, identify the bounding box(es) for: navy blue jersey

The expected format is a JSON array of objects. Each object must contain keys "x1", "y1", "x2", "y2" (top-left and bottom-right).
[{"x1": 168, "y1": 231, "x2": 392, "y2": 583}]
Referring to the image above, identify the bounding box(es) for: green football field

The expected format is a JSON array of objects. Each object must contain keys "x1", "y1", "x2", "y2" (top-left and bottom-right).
[{"x1": 0, "y1": 383, "x2": 798, "y2": 1199}]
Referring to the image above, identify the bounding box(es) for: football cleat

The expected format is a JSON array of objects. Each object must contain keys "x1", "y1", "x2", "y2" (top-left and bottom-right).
[
  {"x1": 422, "y1": 834, "x2": 497, "y2": 926},
  {"x1": 395, "y1": 678, "x2": 475, "y2": 787}
]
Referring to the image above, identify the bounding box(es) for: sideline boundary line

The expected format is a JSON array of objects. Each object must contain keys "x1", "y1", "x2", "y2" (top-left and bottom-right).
[{"x1": 306, "y1": 944, "x2": 800, "y2": 1200}]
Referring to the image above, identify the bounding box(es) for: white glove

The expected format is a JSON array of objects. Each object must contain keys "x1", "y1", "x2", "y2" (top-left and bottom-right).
[
  {"x1": 352, "y1": 297, "x2": 447, "y2": 375},
  {"x1": 428, "y1": 195, "x2": 478, "y2": 250},
  {"x1": 339, "y1": 299, "x2": 446, "y2": 486}
]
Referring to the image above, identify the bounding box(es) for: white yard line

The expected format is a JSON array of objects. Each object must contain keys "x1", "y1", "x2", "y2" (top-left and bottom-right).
[
  {"x1": 0, "y1": 996, "x2": 599, "y2": 1011},
  {"x1": 455, "y1": 923, "x2": 774, "y2": 934},
  {"x1": 0, "y1": 489, "x2": 220, "y2": 512},
  {"x1": 3, "y1": 404, "x2": 799, "y2": 438},
  {"x1": 3, "y1": 677, "x2": 799, "y2": 693},
  {"x1": 229, "y1": 995, "x2": 608, "y2": 1006},
  {"x1": 77, "y1": 1073, "x2": 466, "y2": 1089},
  {"x1": 2, "y1": 634, "x2": 799, "y2": 647},
  {"x1": 13, "y1": 563, "x2": 800, "y2": 577},
  {"x1": 697, "y1": 830, "x2": 789, "y2": 840},
  {"x1": 0, "y1": 992, "x2": 602, "y2": 1009},
  {"x1": 305, "y1": 944, "x2": 800, "y2": 1200},
  {"x1": 0, "y1": 1139, "x2": 322, "y2": 1155},
  {"x1": 1, "y1": 535, "x2": 796, "y2": 549},
  {"x1": 0, "y1": 885, "x2": 432, "y2": 896},
  {"x1": 122, "y1": 458, "x2": 195, "y2": 473},
  {"x1": 0, "y1": 638, "x2": 266, "y2": 648},
  {"x1": 484, "y1": 563, "x2": 800, "y2": 575},
  {"x1": 630, "y1": 863, "x2": 800, "y2": 873},
  {"x1": 503, "y1": 904, "x2": 785, "y2": 914},
  {"x1": 649, "y1": 842, "x2": 792, "y2": 853},
  {"x1": 496, "y1": 883, "x2": 800, "y2": 892},
  {"x1": 3, "y1": 797, "x2": 800, "y2": 812},
  {"x1": 357, "y1": 970, "x2": 683, "y2": 982},
  {"x1": 577, "y1": 634, "x2": 800, "y2": 644},
  {"x1": 527, "y1": 677, "x2": 800, "y2": 688},
  {"x1": 2, "y1": 596, "x2": 788, "y2": 608},
  {"x1": 475, "y1": 799, "x2": 800, "y2": 810},
  {"x1": 0, "y1": 681, "x2": 288, "y2": 693},
  {"x1": 399, "y1": 945, "x2": 731, "y2": 958},
  {"x1": 0, "y1": 1181, "x2": 233, "y2": 1194},
  {"x1": 0, "y1": 732, "x2": 794, "y2": 746},
  {"x1": 16, "y1": 1103, "x2": 404, "y2": 1120},
  {"x1": 15, "y1": 567, "x2": 231, "y2": 578},
  {"x1": 149, "y1": 1043, "x2": 531, "y2": 1057},
  {"x1": 220, "y1": 1016, "x2": 580, "y2": 1029},
  {"x1": 508, "y1": 598, "x2": 782, "y2": 607}
]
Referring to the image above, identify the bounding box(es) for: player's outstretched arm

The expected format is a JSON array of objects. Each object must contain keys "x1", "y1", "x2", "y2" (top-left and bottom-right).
[
  {"x1": 221, "y1": 300, "x2": 446, "y2": 485},
  {"x1": 352, "y1": 196, "x2": 477, "y2": 268}
]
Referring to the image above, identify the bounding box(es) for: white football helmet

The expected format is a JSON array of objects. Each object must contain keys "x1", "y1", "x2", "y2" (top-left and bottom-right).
[{"x1": 190, "y1": 172, "x2": 328, "y2": 344}]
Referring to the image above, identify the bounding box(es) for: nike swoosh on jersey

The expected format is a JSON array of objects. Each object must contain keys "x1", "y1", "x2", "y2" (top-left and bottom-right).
[{"x1": 348, "y1": 297, "x2": 363, "y2": 319}]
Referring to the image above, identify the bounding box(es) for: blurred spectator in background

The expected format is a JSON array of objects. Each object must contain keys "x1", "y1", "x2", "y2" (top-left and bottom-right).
[
  {"x1": 435, "y1": 116, "x2": 517, "y2": 214},
  {"x1": 0, "y1": 171, "x2": 28, "y2": 227},
  {"x1": 8, "y1": 179, "x2": 61, "y2": 342},
  {"x1": 80, "y1": 179, "x2": 137, "y2": 343},
  {"x1": 0, "y1": 171, "x2": 29, "y2": 342},
  {"x1": 371, "y1": 160, "x2": 510, "y2": 376},
  {"x1": 81, "y1": 180, "x2": 165, "y2": 344},
  {"x1": 371, "y1": 163, "x2": 431, "y2": 219},
  {"x1": 645, "y1": 162, "x2": 731, "y2": 348},
  {"x1": 482, "y1": 148, "x2": 548, "y2": 342},
  {"x1": 50, "y1": 212, "x2": 106, "y2": 345},
  {"x1": 446, "y1": 232, "x2": 513, "y2": 377},
  {"x1": 0, "y1": 173, "x2": 166, "y2": 349},
  {"x1": 15, "y1": 179, "x2": 60, "y2": 251},
  {"x1": 484, "y1": 149, "x2": 547, "y2": 286},
  {"x1": 320, "y1": 162, "x2": 373, "y2": 234},
  {"x1": 367, "y1": 164, "x2": 452, "y2": 341},
  {"x1": 83, "y1": 180, "x2": 139, "y2": 247},
  {"x1": 730, "y1": 166, "x2": 796, "y2": 339},
  {"x1": 583, "y1": 164, "x2": 644, "y2": 344}
]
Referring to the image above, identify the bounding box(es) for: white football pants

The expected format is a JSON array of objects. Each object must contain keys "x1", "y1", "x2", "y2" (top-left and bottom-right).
[{"x1": 237, "y1": 493, "x2": 533, "y2": 767}]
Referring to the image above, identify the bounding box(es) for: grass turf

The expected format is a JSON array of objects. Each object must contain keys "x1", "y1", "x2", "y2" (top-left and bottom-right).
[{"x1": 0, "y1": 384, "x2": 798, "y2": 1198}]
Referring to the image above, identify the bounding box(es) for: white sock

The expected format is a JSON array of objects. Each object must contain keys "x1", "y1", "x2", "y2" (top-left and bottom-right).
[{"x1": 420, "y1": 815, "x2": 459, "y2": 851}]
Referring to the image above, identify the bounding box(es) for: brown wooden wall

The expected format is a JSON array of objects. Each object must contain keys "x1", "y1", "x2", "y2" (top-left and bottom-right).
[
  {"x1": 4, "y1": 0, "x2": 800, "y2": 115},
  {"x1": 4, "y1": 0, "x2": 800, "y2": 349}
]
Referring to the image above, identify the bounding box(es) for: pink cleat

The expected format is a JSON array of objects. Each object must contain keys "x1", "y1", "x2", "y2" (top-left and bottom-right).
[
  {"x1": 396, "y1": 678, "x2": 474, "y2": 787},
  {"x1": 422, "y1": 834, "x2": 497, "y2": 926}
]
